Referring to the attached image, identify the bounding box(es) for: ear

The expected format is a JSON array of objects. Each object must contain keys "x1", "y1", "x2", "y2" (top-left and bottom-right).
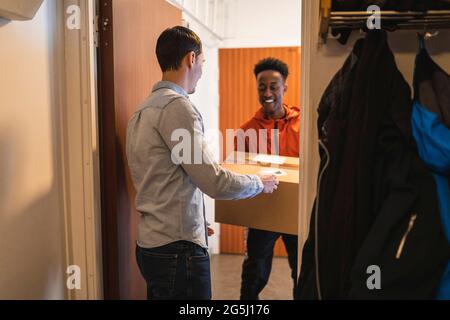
[
  {"x1": 186, "y1": 51, "x2": 196, "y2": 69},
  {"x1": 283, "y1": 83, "x2": 288, "y2": 93}
]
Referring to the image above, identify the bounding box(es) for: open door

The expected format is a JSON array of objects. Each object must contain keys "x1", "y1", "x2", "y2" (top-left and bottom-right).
[{"x1": 97, "y1": 0, "x2": 182, "y2": 300}]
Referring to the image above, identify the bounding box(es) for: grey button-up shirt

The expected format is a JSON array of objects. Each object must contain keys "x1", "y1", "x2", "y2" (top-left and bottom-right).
[{"x1": 126, "y1": 81, "x2": 264, "y2": 249}]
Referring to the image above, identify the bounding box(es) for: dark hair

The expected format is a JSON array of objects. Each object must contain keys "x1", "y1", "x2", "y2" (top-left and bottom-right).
[
  {"x1": 254, "y1": 58, "x2": 289, "y2": 80},
  {"x1": 156, "y1": 26, "x2": 202, "y2": 72}
]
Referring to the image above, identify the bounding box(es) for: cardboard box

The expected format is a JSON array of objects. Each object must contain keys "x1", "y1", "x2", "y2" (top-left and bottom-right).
[{"x1": 215, "y1": 152, "x2": 299, "y2": 235}]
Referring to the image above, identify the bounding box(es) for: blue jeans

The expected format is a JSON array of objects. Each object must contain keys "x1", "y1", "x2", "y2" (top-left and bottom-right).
[
  {"x1": 136, "y1": 241, "x2": 212, "y2": 300},
  {"x1": 241, "y1": 229, "x2": 298, "y2": 300}
]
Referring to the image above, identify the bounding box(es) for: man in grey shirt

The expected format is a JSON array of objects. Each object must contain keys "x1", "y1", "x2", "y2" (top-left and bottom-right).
[{"x1": 126, "y1": 26, "x2": 278, "y2": 300}]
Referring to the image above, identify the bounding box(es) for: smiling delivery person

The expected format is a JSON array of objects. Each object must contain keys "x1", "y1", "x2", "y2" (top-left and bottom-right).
[{"x1": 235, "y1": 58, "x2": 300, "y2": 300}]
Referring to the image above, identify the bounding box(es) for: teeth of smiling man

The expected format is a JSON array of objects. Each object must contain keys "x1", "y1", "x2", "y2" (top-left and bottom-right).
[{"x1": 265, "y1": 99, "x2": 274, "y2": 103}]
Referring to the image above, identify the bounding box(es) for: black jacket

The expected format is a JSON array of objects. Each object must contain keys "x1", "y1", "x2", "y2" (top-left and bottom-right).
[{"x1": 297, "y1": 31, "x2": 450, "y2": 300}]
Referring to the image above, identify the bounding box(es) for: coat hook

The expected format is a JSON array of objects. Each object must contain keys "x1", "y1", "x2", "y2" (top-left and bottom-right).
[
  {"x1": 424, "y1": 30, "x2": 439, "y2": 40},
  {"x1": 328, "y1": 30, "x2": 342, "y2": 40},
  {"x1": 419, "y1": 24, "x2": 439, "y2": 40}
]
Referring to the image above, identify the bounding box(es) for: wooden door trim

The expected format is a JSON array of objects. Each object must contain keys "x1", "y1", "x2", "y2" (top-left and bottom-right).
[
  {"x1": 298, "y1": 0, "x2": 321, "y2": 278},
  {"x1": 59, "y1": 0, "x2": 104, "y2": 299},
  {"x1": 97, "y1": 0, "x2": 120, "y2": 300}
]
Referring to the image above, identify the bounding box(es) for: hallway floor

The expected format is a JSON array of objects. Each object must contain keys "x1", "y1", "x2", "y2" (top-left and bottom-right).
[{"x1": 211, "y1": 254, "x2": 293, "y2": 300}]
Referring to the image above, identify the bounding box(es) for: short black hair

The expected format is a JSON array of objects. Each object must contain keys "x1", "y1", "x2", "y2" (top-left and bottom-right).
[
  {"x1": 254, "y1": 58, "x2": 289, "y2": 80},
  {"x1": 156, "y1": 26, "x2": 202, "y2": 72}
]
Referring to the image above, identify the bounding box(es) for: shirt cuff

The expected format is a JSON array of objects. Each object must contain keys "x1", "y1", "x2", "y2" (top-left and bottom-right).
[{"x1": 253, "y1": 175, "x2": 264, "y2": 195}]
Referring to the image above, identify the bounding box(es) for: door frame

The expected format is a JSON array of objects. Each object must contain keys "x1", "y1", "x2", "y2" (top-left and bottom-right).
[
  {"x1": 96, "y1": 0, "x2": 121, "y2": 300},
  {"x1": 298, "y1": 0, "x2": 323, "y2": 277},
  {"x1": 58, "y1": 0, "x2": 104, "y2": 300}
]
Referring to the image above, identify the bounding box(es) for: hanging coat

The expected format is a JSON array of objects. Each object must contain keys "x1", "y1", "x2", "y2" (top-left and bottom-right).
[
  {"x1": 411, "y1": 37, "x2": 450, "y2": 299},
  {"x1": 297, "y1": 30, "x2": 450, "y2": 300}
]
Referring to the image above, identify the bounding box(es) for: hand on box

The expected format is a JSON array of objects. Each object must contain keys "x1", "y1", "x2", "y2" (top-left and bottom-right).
[{"x1": 258, "y1": 173, "x2": 279, "y2": 194}]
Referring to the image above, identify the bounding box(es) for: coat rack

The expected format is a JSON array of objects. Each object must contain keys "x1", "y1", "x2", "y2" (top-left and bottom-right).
[{"x1": 320, "y1": 0, "x2": 450, "y2": 43}]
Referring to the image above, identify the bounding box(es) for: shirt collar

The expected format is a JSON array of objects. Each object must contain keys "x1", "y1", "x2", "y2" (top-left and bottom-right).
[{"x1": 152, "y1": 81, "x2": 189, "y2": 98}]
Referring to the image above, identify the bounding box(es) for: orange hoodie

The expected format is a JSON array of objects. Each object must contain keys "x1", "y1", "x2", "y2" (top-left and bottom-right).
[{"x1": 235, "y1": 105, "x2": 300, "y2": 157}]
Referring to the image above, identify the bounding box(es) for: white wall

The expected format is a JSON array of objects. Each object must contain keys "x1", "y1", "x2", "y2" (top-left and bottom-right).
[
  {"x1": 0, "y1": 0, "x2": 66, "y2": 299},
  {"x1": 222, "y1": 0, "x2": 302, "y2": 48}
]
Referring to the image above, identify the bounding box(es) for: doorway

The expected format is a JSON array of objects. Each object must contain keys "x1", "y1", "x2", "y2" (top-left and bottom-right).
[
  {"x1": 218, "y1": 46, "x2": 302, "y2": 257},
  {"x1": 96, "y1": 0, "x2": 302, "y2": 300}
]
